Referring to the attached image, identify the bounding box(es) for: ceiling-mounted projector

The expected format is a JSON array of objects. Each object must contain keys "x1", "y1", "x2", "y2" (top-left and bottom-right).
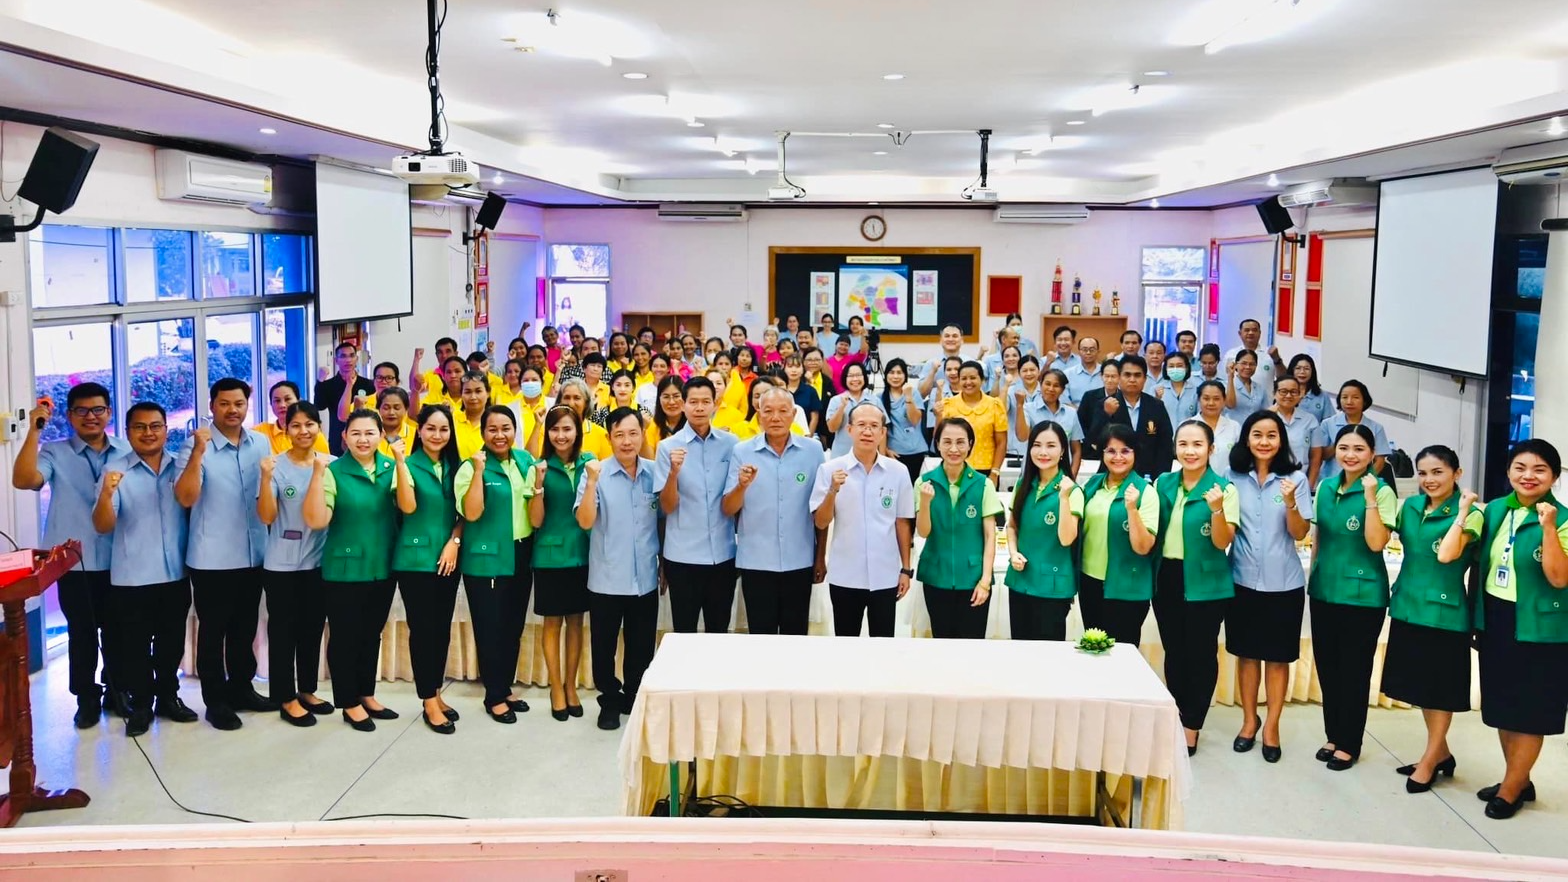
[{"x1": 393, "y1": 152, "x2": 479, "y2": 187}]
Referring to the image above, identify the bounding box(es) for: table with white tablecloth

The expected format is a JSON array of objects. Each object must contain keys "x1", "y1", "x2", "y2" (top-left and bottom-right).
[{"x1": 618, "y1": 633, "x2": 1189, "y2": 828}]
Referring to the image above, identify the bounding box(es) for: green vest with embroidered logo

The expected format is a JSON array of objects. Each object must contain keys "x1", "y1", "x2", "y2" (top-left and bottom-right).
[
  {"x1": 1081, "y1": 470, "x2": 1155, "y2": 601},
  {"x1": 1475, "y1": 494, "x2": 1568, "y2": 644},
  {"x1": 1004, "y1": 471, "x2": 1078, "y2": 599},
  {"x1": 392, "y1": 449, "x2": 457, "y2": 573},
  {"x1": 459, "y1": 449, "x2": 536, "y2": 579},
  {"x1": 917, "y1": 464, "x2": 990, "y2": 591},
  {"x1": 1389, "y1": 494, "x2": 1474, "y2": 632},
  {"x1": 321, "y1": 453, "x2": 398, "y2": 583},
  {"x1": 1309, "y1": 474, "x2": 1391, "y2": 608},
  {"x1": 1154, "y1": 468, "x2": 1235, "y2": 602},
  {"x1": 533, "y1": 453, "x2": 594, "y2": 570}
]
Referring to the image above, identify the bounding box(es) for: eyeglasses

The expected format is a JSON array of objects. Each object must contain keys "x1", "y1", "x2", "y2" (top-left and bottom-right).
[
  {"x1": 128, "y1": 422, "x2": 166, "y2": 433},
  {"x1": 70, "y1": 406, "x2": 110, "y2": 418}
]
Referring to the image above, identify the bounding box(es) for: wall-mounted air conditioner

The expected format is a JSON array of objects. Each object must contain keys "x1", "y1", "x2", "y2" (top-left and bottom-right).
[
  {"x1": 155, "y1": 150, "x2": 273, "y2": 207},
  {"x1": 1493, "y1": 142, "x2": 1568, "y2": 185},
  {"x1": 992, "y1": 204, "x2": 1091, "y2": 224},
  {"x1": 1277, "y1": 179, "x2": 1376, "y2": 208},
  {"x1": 656, "y1": 203, "x2": 748, "y2": 222}
]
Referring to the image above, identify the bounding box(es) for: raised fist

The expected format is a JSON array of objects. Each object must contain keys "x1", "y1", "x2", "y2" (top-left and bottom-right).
[
  {"x1": 1459, "y1": 489, "x2": 1479, "y2": 512},
  {"x1": 415, "y1": 347, "x2": 426, "y2": 361},
  {"x1": 1059, "y1": 474, "x2": 1075, "y2": 493},
  {"x1": 1280, "y1": 477, "x2": 1297, "y2": 499},
  {"x1": 313, "y1": 455, "x2": 329, "y2": 473},
  {"x1": 919, "y1": 480, "x2": 936, "y2": 500},
  {"x1": 668, "y1": 447, "x2": 687, "y2": 472},
  {"x1": 584, "y1": 458, "x2": 603, "y2": 481},
  {"x1": 1360, "y1": 473, "x2": 1378, "y2": 494},
  {"x1": 830, "y1": 469, "x2": 848, "y2": 489},
  {"x1": 259, "y1": 455, "x2": 276, "y2": 477},
  {"x1": 486, "y1": 340, "x2": 496, "y2": 355},
  {"x1": 472, "y1": 448, "x2": 488, "y2": 467},
  {"x1": 193, "y1": 426, "x2": 212, "y2": 448},
  {"x1": 1010, "y1": 551, "x2": 1028, "y2": 571},
  {"x1": 1203, "y1": 484, "x2": 1225, "y2": 512},
  {"x1": 1123, "y1": 484, "x2": 1140, "y2": 507},
  {"x1": 1267, "y1": 345, "x2": 1280, "y2": 359},
  {"x1": 534, "y1": 465, "x2": 546, "y2": 492},
  {"x1": 521, "y1": 321, "x2": 532, "y2": 331},
  {"x1": 389, "y1": 435, "x2": 407, "y2": 459},
  {"x1": 1103, "y1": 397, "x2": 1120, "y2": 416},
  {"x1": 1154, "y1": 385, "x2": 1165, "y2": 400},
  {"x1": 736, "y1": 464, "x2": 757, "y2": 488},
  {"x1": 1537, "y1": 501, "x2": 1558, "y2": 525},
  {"x1": 102, "y1": 471, "x2": 124, "y2": 493}
]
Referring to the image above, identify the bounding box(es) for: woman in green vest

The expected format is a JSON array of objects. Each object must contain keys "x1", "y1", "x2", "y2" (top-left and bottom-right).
[
  {"x1": 915, "y1": 418, "x2": 1003, "y2": 639},
  {"x1": 457, "y1": 405, "x2": 538, "y2": 724},
  {"x1": 1153, "y1": 420, "x2": 1239, "y2": 755},
  {"x1": 1378, "y1": 445, "x2": 1482, "y2": 791},
  {"x1": 1078, "y1": 423, "x2": 1160, "y2": 645},
  {"x1": 393, "y1": 404, "x2": 464, "y2": 735},
  {"x1": 1466, "y1": 439, "x2": 1568, "y2": 820},
  {"x1": 1308, "y1": 423, "x2": 1398, "y2": 770},
  {"x1": 527, "y1": 405, "x2": 594, "y2": 720},
  {"x1": 1005, "y1": 420, "x2": 1083, "y2": 640},
  {"x1": 303, "y1": 409, "x2": 413, "y2": 732}
]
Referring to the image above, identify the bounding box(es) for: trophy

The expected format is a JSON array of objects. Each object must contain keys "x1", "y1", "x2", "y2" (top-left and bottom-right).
[
  {"x1": 1050, "y1": 260, "x2": 1064, "y2": 315},
  {"x1": 1070, "y1": 274, "x2": 1082, "y2": 316},
  {"x1": 1091, "y1": 286, "x2": 1103, "y2": 316},
  {"x1": 1110, "y1": 289, "x2": 1121, "y2": 316}
]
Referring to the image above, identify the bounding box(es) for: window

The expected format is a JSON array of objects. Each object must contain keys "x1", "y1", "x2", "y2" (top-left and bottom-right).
[
  {"x1": 199, "y1": 232, "x2": 256, "y2": 299},
  {"x1": 262, "y1": 234, "x2": 312, "y2": 295},
  {"x1": 1140, "y1": 246, "x2": 1206, "y2": 351},
  {"x1": 548, "y1": 243, "x2": 610, "y2": 277},
  {"x1": 547, "y1": 243, "x2": 610, "y2": 339},
  {"x1": 123, "y1": 228, "x2": 193, "y2": 302},
  {"x1": 127, "y1": 317, "x2": 197, "y2": 451},
  {"x1": 28, "y1": 225, "x2": 114, "y2": 307},
  {"x1": 31, "y1": 322, "x2": 116, "y2": 442},
  {"x1": 265, "y1": 305, "x2": 313, "y2": 398}
]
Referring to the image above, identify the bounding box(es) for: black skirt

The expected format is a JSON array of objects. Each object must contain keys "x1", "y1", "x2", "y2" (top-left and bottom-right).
[
  {"x1": 533, "y1": 565, "x2": 591, "y2": 617},
  {"x1": 1381, "y1": 618, "x2": 1471, "y2": 712},
  {"x1": 1479, "y1": 592, "x2": 1568, "y2": 736},
  {"x1": 1226, "y1": 585, "x2": 1304, "y2": 663}
]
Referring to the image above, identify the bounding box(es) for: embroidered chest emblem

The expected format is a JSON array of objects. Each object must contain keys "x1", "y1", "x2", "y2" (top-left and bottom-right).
[
  {"x1": 284, "y1": 485, "x2": 297, "y2": 498},
  {"x1": 1200, "y1": 523, "x2": 1212, "y2": 537},
  {"x1": 1121, "y1": 519, "x2": 1131, "y2": 532},
  {"x1": 1272, "y1": 494, "x2": 1284, "y2": 504},
  {"x1": 1535, "y1": 547, "x2": 1544, "y2": 563},
  {"x1": 881, "y1": 495, "x2": 893, "y2": 509},
  {"x1": 1431, "y1": 539, "x2": 1442, "y2": 553},
  {"x1": 965, "y1": 504, "x2": 977, "y2": 518},
  {"x1": 1044, "y1": 511, "x2": 1057, "y2": 525},
  {"x1": 795, "y1": 472, "x2": 807, "y2": 483},
  {"x1": 1346, "y1": 515, "x2": 1361, "y2": 532}
]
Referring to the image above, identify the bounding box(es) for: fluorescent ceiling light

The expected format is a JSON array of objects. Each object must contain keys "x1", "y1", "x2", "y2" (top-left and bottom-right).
[
  {"x1": 258, "y1": 127, "x2": 276, "y2": 135},
  {"x1": 1065, "y1": 119, "x2": 1086, "y2": 126},
  {"x1": 1266, "y1": 173, "x2": 1280, "y2": 186},
  {"x1": 622, "y1": 72, "x2": 648, "y2": 79},
  {"x1": 1143, "y1": 70, "x2": 1171, "y2": 77},
  {"x1": 877, "y1": 123, "x2": 895, "y2": 129},
  {"x1": 1550, "y1": 117, "x2": 1566, "y2": 137},
  {"x1": 872, "y1": 151, "x2": 888, "y2": 155},
  {"x1": 882, "y1": 73, "x2": 905, "y2": 80}
]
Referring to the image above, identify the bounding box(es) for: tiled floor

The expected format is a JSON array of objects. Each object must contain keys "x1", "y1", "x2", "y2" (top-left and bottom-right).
[{"x1": 4, "y1": 655, "x2": 1566, "y2": 859}]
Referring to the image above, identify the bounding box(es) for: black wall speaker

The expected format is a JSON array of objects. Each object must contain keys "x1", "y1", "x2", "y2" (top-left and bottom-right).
[
  {"x1": 18, "y1": 128, "x2": 100, "y2": 214},
  {"x1": 475, "y1": 191, "x2": 507, "y2": 230},
  {"x1": 1256, "y1": 196, "x2": 1294, "y2": 235}
]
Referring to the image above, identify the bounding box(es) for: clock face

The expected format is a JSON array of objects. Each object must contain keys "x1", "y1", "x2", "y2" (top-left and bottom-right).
[{"x1": 861, "y1": 215, "x2": 886, "y2": 241}]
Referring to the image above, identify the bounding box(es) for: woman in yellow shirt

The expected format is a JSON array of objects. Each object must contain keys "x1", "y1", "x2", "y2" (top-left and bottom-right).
[
  {"x1": 630, "y1": 342, "x2": 656, "y2": 389},
  {"x1": 420, "y1": 356, "x2": 467, "y2": 410},
  {"x1": 376, "y1": 387, "x2": 416, "y2": 457},
  {"x1": 940, "y1": 360, "x2": 1009, "y2": 484},
  {"x1": 257, "y1": 380, "x2": 329, "y2": 454},
  {"x1": 580, "y1": 353, "x2": 612, "y2": 412},
  {"x1": 554, "y1": 378, "x2": 612, "y2": 459},
  {"x1": 705, "y1": 368, "x2": 745, "y2": 434},
  {"x1": 646, "y1": 375, "x2": 688, "y2": 456},
  {"x1": 452, "y1": 371, "x2": 493, "y2": 460},
  {"x1": 724, "y1": 346, "x2": 759, "y2": 414}
]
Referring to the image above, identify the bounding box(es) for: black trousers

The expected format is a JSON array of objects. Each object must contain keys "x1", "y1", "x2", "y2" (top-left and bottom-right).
[
  {"x1": 464, "y1": 538, "x2": 532, "y2": 707},
  {"x1": 1309, "y1": 598, "x2": 1386, "y2": 758},
  {"x1": 589, "y1": 590, "x2": 659, "y2": 712},
  {"x1": 665, "y1": 559, "x2": 737, "y2": 633},
  {"x1": 107, "y1": 579, "x2": 190, "y2": 711},
  {"x1": 263, "y1": 568, "x2": 327, "y2": 703},
  {"x1": 1151, "y1": 564, "x2": 1228, "y2": 730},
  {"x1": 324, "y1": 578, "x2": 397, "y2": 710},
  {"x1": 58, "y1": 569, "x2": 114, "y2": 702},
  {"x1": 1009, "y1": 591, "x2": 1073, "y2": 641},
  {"x1": 896, "y1": 453, "x2": 926, "y2": 489},
  {"x1": 398, "y1": 569, "x2": 460, "y2": 700},
  {"x1": 1078, "y1": 576, "x2": 1149, "y2": 647},
  {"x1": 830, "y1": 585, "x2": 898, "y2": 637},
  {"x1": 189, "y1": 567, "x2": 264, "y2": 707},
  {"x1": 739, "y1": 567, "x2": 813, "y2": 636},
  {"x1": 923, "y1": 584, "x2": 990, "y2": 639}
]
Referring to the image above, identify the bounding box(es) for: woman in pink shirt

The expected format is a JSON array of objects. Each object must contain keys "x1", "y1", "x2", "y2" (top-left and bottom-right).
[{"x1": 825, "y1": 333, "x2": 866, "y2": 386}]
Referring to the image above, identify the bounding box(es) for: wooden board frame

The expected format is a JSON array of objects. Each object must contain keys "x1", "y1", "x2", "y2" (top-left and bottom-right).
[{"x1": 768, "y1": 246, "x2": 982, "y2": 344}]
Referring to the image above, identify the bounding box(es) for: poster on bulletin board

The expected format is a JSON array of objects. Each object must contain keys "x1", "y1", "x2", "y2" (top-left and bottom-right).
[{"x1": 770, "y1": 246, "x2": 980, "y2": 343}]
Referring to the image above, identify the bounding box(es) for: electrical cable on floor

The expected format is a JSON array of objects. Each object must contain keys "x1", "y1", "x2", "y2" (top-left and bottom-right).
[
  {"x1": 324, "y1": 812, "x2": 469, "y2": 821},
  {"x1": 130, "y1": 735, "x2": 254, "y2": 823}
]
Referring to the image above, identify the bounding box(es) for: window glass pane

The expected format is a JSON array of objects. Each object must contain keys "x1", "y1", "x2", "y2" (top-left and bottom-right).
[
  {"x1": 206, "y1": 313, "x2": 261, "y2": 425},
  {"x1": 127, "y1": 317, "x2": 197, "y2": 452},
  {"x1": 28, "y1": 225, "x2": 113, "y2": 307},
  {"x1": 265, "y1": 305, "x2": 313, "y2": 400},
  {"x1": 550, "y1": 280, "x2": 608, "y2": 340},
  {"x1": 548, "y1": 244, "x2": 610, "y2": 277},
  {"x1": 124, "y1": 228, "x2": 193, "y2": 302},
  {"x1": 199, "y1": 232, "x2": 256, "y2": 299},
  {"x1": 1141, "y1": 285, "x2": 1204, "y2": 351},
  {"x1": 262, "y1": 234, "x2": 312, "y2": 295},
  {"x1": 31, "y1": 323, "x2": 116, "y2": 443},
  {"x1": 1510, "y1": 311, "x2": 1539, "y2": 445},
  {"x1": 1141, "y1": 246, "x2": 1206, "y2": 282}
]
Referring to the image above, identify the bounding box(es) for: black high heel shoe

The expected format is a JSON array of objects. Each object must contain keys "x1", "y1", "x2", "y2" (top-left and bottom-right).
[
  {"x1": 1232, "y1": 714, "x2": 1261, "y2": 753},
  {"x1": 552, "y1": 706, "x2": 570, "y2": 722},
  {"x1": 342, "y1": 710, "x2": 376, "y2": 732},
  {"x1": 422, "y1": 710, "x2": 456, "y2": 735},
  {"x1": 1401, "y1": 756, "x2": 1457, "y2": 793},
  {"x1": 567, "y1": 703, "x2": 584, "y2": 718},
  {"x1": 1261, "y1": 742, "x2": 1282, "y2": 764}
]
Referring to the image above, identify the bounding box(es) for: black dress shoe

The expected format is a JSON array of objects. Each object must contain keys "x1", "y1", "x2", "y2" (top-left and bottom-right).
[
  {"x1": 567, "y1": 704, "x2": 584, "y2": 718},
  {"x1": 1486, "y1": 795, "x2": 1528, "y2": 819},
  {"x1": 1261, "y1": 743, "x2": 1282, "y2": 764},
  {"x1": 487, "y1": 705, "x2": 518, "y2": 724},
  {"x1": 341, "y1": 710, "x2": 376, "y2": 732},
  {"x1": 279, "y1": 707, "x2": 317, "y2": 728},
  {"x1": 552, "y1": 706, "x2": 570, "y2": 722},
  {"x1": 1232, "y1": 715, "x2": 1260, "y2": 753},
  {"x1": 232, "y1": 689, "x2": 278, "y2": 713},
  {"x1": 597, "y1": 706, "x2": 621, "y2": 730},
  {"x1": 106, "y1": 688, "x2": 133, "y2": 720},
  {"x1": 125, "y1": 710, "x2": 153, "y2": 738},
  {"x1": 364, "y1": 706, "x2": 399, "y2": 721},
  {"x1": 74, "y1": 702, "x2": 102, "y2": 730},
  {"x1": 155, "y1": 696, "x2": 198, "y2": 723},
  {"x1": 205, "y1": 705, "x2": 243, "y2": 731},
  {"x1": 1315, "y1": 745, "x2": 1337, "y2": 762},
  {"x1": 438, "y1": 706, "x2": 460, "y2": 721},
  {"x1": 423, "y1": 711, "x2": 456, "y2": 734},
  {"x1": 300, "y1": 697, "x2": 334, "y2": 715},
  {"x1": 506, "y1": 698, "x2": 530, "y2": 713},
  {"x1": 1477, "y1": 781, "x2": 1535, "y2": 803},
  {"x1": 1326, "y1": 754, "x2": 1357, "y2": 771}
]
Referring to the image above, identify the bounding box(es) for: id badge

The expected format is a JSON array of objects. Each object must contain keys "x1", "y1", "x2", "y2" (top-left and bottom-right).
[{"x1": 1494, "y1": 565, "x2": 1510, "y2": 588}]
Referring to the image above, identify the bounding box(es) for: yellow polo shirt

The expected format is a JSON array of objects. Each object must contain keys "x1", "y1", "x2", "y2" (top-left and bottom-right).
[
  {"x1": 941, "y1": 394, "x2": 1009, "y2": 471},
  {"x1": 252, "y1": 422, "x2": 329, "y2": 455},
  {"x1": 376, "y1": 419, "x2": 417, "y2": 458}
]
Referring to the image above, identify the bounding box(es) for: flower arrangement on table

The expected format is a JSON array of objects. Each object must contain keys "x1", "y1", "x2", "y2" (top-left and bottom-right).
[{"x1": 1077, "y1": 628, "x2": 1115, "y2": 655}]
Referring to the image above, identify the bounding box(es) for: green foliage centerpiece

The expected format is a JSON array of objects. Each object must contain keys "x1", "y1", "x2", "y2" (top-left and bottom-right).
[{"x1": 1077, "y1": 627, "x2": 1115, "y2": 655}]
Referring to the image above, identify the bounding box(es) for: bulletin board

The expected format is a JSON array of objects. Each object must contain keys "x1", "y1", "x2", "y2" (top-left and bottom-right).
[{"x1": 768, "y1": 246, "x2": 981, "y2": 343}]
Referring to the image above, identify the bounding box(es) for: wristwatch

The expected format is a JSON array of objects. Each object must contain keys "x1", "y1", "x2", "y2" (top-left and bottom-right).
[
  {"x1": 900, "y1": 567, "x2": 914, "y2": 577},
  {"x1": 450, "y1": 537, "x2": 462, "y2": 546}
]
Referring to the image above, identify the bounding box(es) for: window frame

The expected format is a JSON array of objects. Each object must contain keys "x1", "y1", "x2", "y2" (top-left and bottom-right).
[
  {"x1": 1139, "y1": 245, "x2": 1208, "y2": 348},
  {"x1": 545, "y1": 241, "x2": 612, "y2": 337}
]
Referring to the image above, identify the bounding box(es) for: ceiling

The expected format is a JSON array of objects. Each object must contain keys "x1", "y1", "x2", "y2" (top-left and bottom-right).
[{"x1": 3, "y1": 0, "x2": 1568, "y2": 206}]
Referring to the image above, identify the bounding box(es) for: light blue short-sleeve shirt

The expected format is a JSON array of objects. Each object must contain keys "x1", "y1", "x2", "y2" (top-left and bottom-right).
[
  {"x1": 1313, "y1": 414, "x2": 1391, "y2": 482},
  {"x1": 1014, "y1": 386, "x2": 1081, "y2": 455},
  {"x1": 36, "y1": 435, "x2": 130, "y2": 571},
  {"x1": 1229, "y1": 467, "x2": 1314, "y2": 592},
  {"x1": 576, "y1": 457, "x2": 660, "y2": 596},
  {"x1": 885, "y1": 391, "x2": 927, "y2": 456},
  {"x1": 809, "y1": 453, "x2": 915, "y2": 590},
  {"x1": 1276, "y1": 409, "x2": 1320, "y2": 466},
  {"x1": 263, "y1": 453, "x2": 332, "y2": 572},
  {"x1": 102, "y1": 452, "x2": 188, "y2": 587},
  {"x1": 654, "y1": 425, "x2": 738, "y2": 565},
  {"x1": 825, "y1": 392, "x2": 885, "y2": 457},
  {"x1": 1064, "y1": 363, "x2": 1100, "y2": 405},
  {"x1": 177, "y1": 430, "x2": 267, "y2": 570},
  {"x1": 1154, "y1": 380, "x2": 1200, "y2": 427},
  {"x1": 1226, "y1": 378, "x2": 1270, "y2": 421},
  {"x1": 1298, "y1": 388, "x2": 1335, "y2": 424},
  {"x1": 725, "y1": 433, "x2": 826, "y2": 572}
]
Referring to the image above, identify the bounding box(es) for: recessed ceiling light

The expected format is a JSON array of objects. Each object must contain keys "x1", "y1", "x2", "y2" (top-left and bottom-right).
[
  {"x1": 882, "y1": 73, "x2": 904, "y2": 80},
  {"x1": 1143, "y1": 70, "x2": 1171, "y2": 77},
  {"x1": 872, "y1": 150, "x2": 888, "y2": 156},
  {"x1": 1150, "y1": 198, "x2": 1161, "y2": 209},
  {"x1": 687, "y1": 120, "x2": 705, "y2": 127},
  {"x1": 1266, "y1": 173, "x2": 1280, "y2": 187},
  {"x1": 1065, "y1": 120, "x2": 1086, "y2": 126},
  {"x1": 876, "y1": 123, "x2": 895, "y2": 129},
  {"x1": 1550, "y1": 117, "x2": 1566, "y2": 137},
  {"x1": 493, "y1": 173, "x2": 505, "y2": 184},
  {"x1": 258, "y1": 127, "x2": 277, "y2": 135},
  {"x1": 622, "y1": 72, "x2": 648, "y2": 79},
  {"x1": 868, "y1": 202, "x2": 879, "y2": 205}
]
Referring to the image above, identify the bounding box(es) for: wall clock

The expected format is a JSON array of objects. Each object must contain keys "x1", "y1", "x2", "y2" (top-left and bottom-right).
[{"x1": 860, "y1": 215, "x2": 887, "y2": 242}]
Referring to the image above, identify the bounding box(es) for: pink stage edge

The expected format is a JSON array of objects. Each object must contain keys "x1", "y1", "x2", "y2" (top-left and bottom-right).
[{"x1": 0, "y1": 819, "x2": 1564, "y2": 881}]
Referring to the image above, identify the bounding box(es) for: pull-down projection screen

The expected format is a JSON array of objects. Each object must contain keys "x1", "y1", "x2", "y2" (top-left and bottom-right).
[
  {"x1": 315, "y1": 164, "x2": 414, "y2": 324},
  {"x1": 1370, "y1": 168, "x2": 1499, "y2": 378}
]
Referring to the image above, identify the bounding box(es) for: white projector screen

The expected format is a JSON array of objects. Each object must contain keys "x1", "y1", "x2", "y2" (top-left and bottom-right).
[
  {"x1": 315, "y1": 164, "x2": 414, "y2": 324},
  {"x1": 1370, "y1": 168, "x2": 1498, "y2": 377}
]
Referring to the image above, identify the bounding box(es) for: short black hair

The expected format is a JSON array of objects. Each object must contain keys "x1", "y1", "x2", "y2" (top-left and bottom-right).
[
  {"x1": 582, "y1": 352, "x2": 607, "y2": 368},
  {"x1": 466, "y1": 351, "x2": 489, "y2": 365},
  {"x1": 441, "y1": 355, "x2": 467, "y2": 373},
  {"x1": 269, "y1": 380, "x2": 301, "y2": 399},
  {"x1": 377, "y1": 386, "x2": 411, "y2": 408},
  {"x1": 333, "y1": 341, "x2": 356, "y2": 357},
  {"x1": 1198, "y1": 343, "x2": 1223, "y2": 361},
  {"x1": 1338, "y1": 378, "x2": 1373, "y2": 409},
  {"x1": 284, "y1": 401, "x2": 322, "y2": 426},
  {"x1": 935, "y1": 417, "x2": 976, "y2": 447},
  {"x1": 126, "y1": 401, "x2": 166, "y2": 423},
  {"x1": 1239, "y1": 318, "x2": 1262, "y2": 330},
  {"x1": 604, "y1": 406, "x2": 644, "y2": 434},
  {"x1": 682, "y1": 376, "x2": 716, "y2": 401},
  {"x1": 527, "y1": 344, "x2": 547, "y2": 358},
  {"x1": 1176, "y1": 329, "x2": 1197, "y2": 343},
  {"x1": 1118, "y1": 354, "x2": 1148, "y2": 375},
  {"x1": 435, "y1": 336, "x2": 459, "y2": 351},
  {"x1": 637, "y1": 325, "x2": 656, "y2": 338},
  {"x1": 372, "y1": 361, "x2": 400, "y2": 380},
  {"x1": 1052, "y1": 325, "x2": 1076, "y2": 340},
  {"x1": 1120, "y1": 329, "x2": 1143, "y2": 344},
  {"x1": 66, "y1": 381, "x2": 111, "y2": 409},
  {"x1": 481, "y1": 405, "x2": 516, "y2": 433},
  {"x1": 1509, "y1": 438, "x2": 1562, "y2": 478},
  {"x1": 210, "y1": 377, "x2": 252, "y2": 401}
]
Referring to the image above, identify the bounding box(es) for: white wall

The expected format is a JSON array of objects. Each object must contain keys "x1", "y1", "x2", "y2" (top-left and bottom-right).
[{"x1": 541, "y1": 206, "x2": 1215, "y2": 365}]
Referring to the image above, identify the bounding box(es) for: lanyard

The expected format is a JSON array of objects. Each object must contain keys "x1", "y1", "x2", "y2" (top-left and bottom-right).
[{"x1": 1502, "y1": 509, "x2": 1521, "y2": 564}]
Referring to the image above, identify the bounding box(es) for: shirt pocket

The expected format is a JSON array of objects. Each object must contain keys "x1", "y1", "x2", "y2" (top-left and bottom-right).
[
  {"x1": 400, "y1": 533, "x2": 432, "y2": 551},
  {"x1": 1533, "y1": 591, "x2": 1567, "y2": 617},
  {"x1": 465, "y1": 539, "x2": 503, "y2": 558},
  {"x1": 1342, "y1": 570, "x2": 1385, "y2": 605},
  {"x1": 1430, "y1": 586, "x2": 1464, "y2": 608}
]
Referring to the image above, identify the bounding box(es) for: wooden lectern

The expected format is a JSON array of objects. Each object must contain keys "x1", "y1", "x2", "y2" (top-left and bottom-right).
[{"x1": 0, "y1": 542, "x2": 89, "y2": 827}]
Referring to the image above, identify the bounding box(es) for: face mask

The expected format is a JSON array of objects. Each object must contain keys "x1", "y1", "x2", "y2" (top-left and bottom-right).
[
  {"x1": 1167, "y1": 367, "x2": 1188, "y2": 382},
  {"x1": 520, "y1": 380, "x2": 543, "y2": 398}
]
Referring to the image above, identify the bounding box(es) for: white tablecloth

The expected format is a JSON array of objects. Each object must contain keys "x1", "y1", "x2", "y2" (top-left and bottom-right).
[{"x1": 619, "y1": 633, "x2": 1188, "y2": 826}]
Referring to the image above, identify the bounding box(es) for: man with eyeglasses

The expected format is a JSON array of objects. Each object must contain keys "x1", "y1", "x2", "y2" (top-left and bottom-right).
[
  {"x1": 12, "y1": 382, "x2": 132, "y2": 728},
  {"x1": 1064, "y1": 336, "x2": 1104, "y2": 405},
  {"x1": 92, "y1": 402, "x2": 193, "y2": 738}
]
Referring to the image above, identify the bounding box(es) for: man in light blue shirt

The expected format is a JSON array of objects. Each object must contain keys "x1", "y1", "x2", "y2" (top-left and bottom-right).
[
  {"x1": 655, "y1": 377, "x2": 739, "y2": 633},
  {"x1": 723, "y1": 386, "x2": 826, "y2": 635},
  {"x1": 1064, "y1": 336, "x2": 1103, "y2": 405},
  {"x1": 92, "y1": 402, "x2": 194, "y2": 737},
  {"x1": 1045, "y1": 324, "x2": 1082, "y2": 374},
  {"x1": 174, "y1": 378, "x2": 270, "y2": 730},
  {"x1": 11, "y1": 383, "x2": 130, "y2": 727},
  {"x1": 575, "y1": 406, "x2": 660, "y2": 730}
]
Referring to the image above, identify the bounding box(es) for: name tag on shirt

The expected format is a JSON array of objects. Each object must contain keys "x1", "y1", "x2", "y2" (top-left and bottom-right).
[{"x1": 283, "y1": 530, "x2": 303, "y2": 540}]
